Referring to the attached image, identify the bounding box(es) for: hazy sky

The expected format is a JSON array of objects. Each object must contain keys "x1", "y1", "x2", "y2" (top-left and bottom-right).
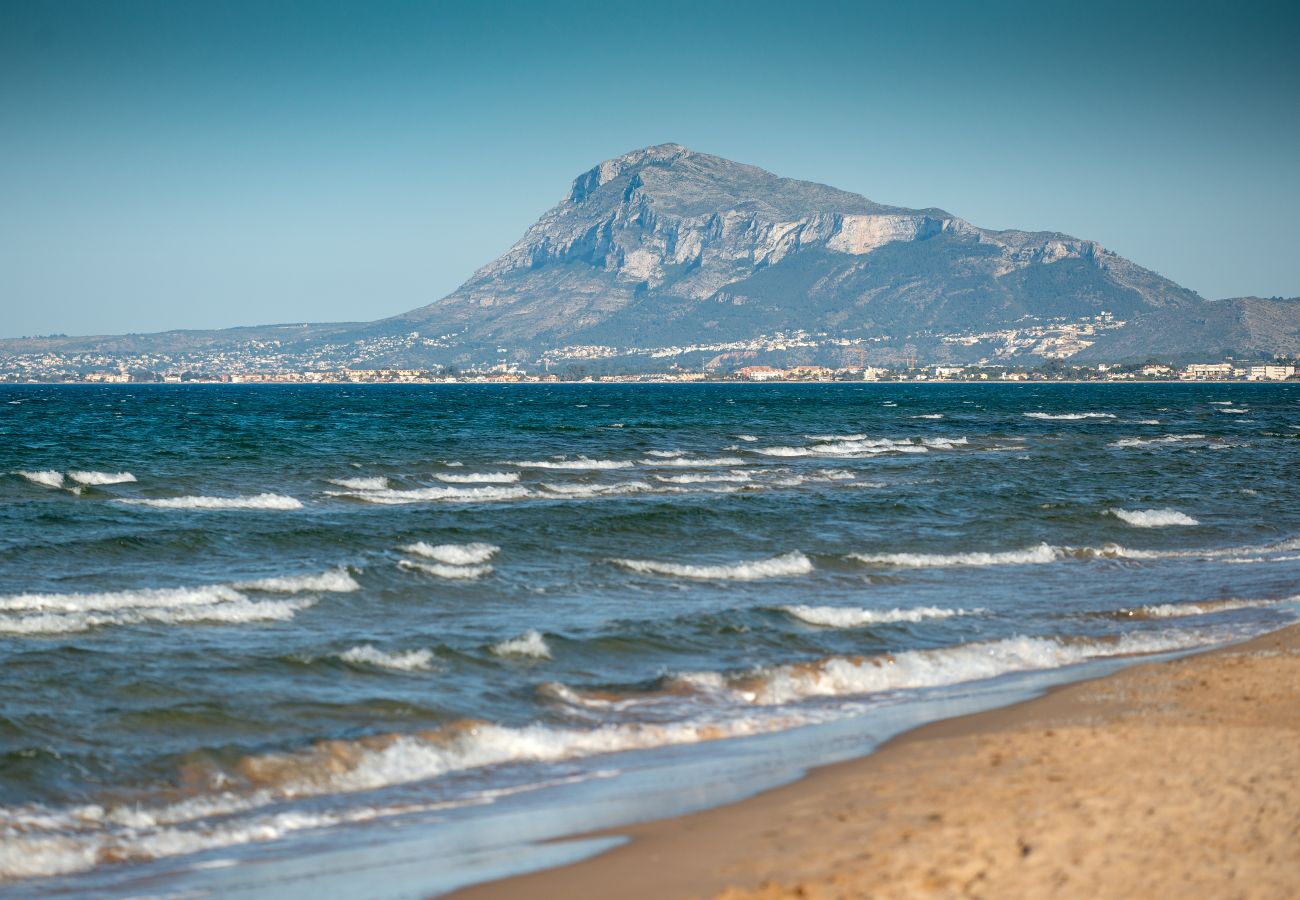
[{"x1": 2, "y1": 0, "x2": 1297, "y2": 338}]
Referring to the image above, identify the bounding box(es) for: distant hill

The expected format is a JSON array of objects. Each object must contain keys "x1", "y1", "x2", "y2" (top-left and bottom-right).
[{"x1": 3, "y1": 144, "x2": 1297, "y2": 371}]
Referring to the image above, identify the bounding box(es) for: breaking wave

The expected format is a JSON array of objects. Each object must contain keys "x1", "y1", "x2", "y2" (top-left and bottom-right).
[
  {"x1": 639, "y1": 456, "x2": 745, "y2": 467},
  {"x1": 1112, "y1": 597, "x2": 1288, "y2": 619},
  {"x1": 850, "y1": 544, "x2": 1060, "y2": 568},
  {"x1": 782, "y1": 605, "x2": 984, "y2": 628},
  {"x1": 17, "y1": 470, "x2": 64, "y2": 488},
  {"x1": 491, "y1": 630, "x2": 551, "y2": 659},
  {"x1": 402, "y1": 542, "x2": 499, "y2": 565},
  {"x1": 232, "y1": 569, "x2": 360, "y2": 593},
  {"x1": 116, "y1": 493, "x2": 303, "y2": 510},
  {"x1": 434, "y1": 472, "x2": 520, "y2": 484},
  {"x1": 332, "y1": 485, "x2": 530, "y2": 505},
  {"x1": 508, "y1": 458, "x2": 633, "y2": 470},
  {"x1": 1110, "y1": 508, "x2": 1200, "y2": 528},
  {"x1": 653, "y1": 472, "x2": 752, "y2": 484},
  {"x1": 613, "y1": 551, "x2": 812, "y2": 581},
  {"x1": 1108, "y1": 434, "x2": 1208, "y2": 449},
  {"x1": 1024, "y1": 412, "x2": 1116, "y2": 420},
  {"x1": 338, "y1": 645, "x2": 436, "y2": 671},
  {"x1": 398, "y1": 560, "x2": 492, "y2": 580},
  {"x1": 327, "y1": 476, "x2": 389, "y2": 491},
  {"x1": 67, "y1": 471, "x2": 137, "y2": 486}
]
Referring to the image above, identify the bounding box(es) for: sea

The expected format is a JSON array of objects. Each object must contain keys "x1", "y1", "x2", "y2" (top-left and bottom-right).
[{"x1": 2, "y1": 382, "x2": 1298, "y2": 896}]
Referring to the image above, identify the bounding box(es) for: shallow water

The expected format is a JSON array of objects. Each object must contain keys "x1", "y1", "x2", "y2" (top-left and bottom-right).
[{"x1": 2, "y1": 382, "x2": 1298, "y2": 890}]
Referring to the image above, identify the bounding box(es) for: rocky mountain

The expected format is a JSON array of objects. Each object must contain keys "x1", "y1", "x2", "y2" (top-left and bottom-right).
[
  {"x1": 383, "y1": 143, "x2": 1208, "y2": 361},
  {"x1": 4, "y1": 143, "x2": 1297, "y2": 371}
]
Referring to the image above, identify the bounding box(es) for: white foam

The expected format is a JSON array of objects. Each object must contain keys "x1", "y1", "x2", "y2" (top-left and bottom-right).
[
  {"x1": 66, "y1": 471, "x2": 136, "y2": 486},
  {"x1": 333, "y1": 485, "x2": 530, "y2": 505},
  {"x1": 1108, "y1": 433, "x2": 1207, "y2": 449},
  {"x1": 1024, "y1": 412, "x2": 1116, "y2": 420},
  {"x1": 921, "y1": 436, "x2": 968, "y2": 449},
  {"x1": 435, "y1": 472, "x2": 520, "y2": 484},
  {"x1": 1117, "y1": 598, "x2": 1284, "y2": 619},
  {"x1": 806, "y1": 433, "x2": 866, "y2": 441},
  {"x1": 653, "y1": 472, "x2": 752, "y2": 484},
  {"x1": 911, "y1": 414, "x2": 945, "y2": 419},
  {"x1": 508, "y1": 458, "x2": 633, "y2": 470},
  {"x1": 491, "y1": 630, "x2": 552, "y2": 659},
  {"x1": 739, "y1": 629, "x2": 1223, "y2": 705},
  {"x1": 639, "y1": 456, "x2": 745, "y2": 467},
  {"x1": 539, "y1": 481, "x2": 656, "y2": 498},
  {"x1": 233, "y1": 569, "x2": 360, "y2": 593},
  {"x1": 782, "y1": 605, "x2": 983, "y2": 627},
  {"x1": 0, "y1": 597, "x2": 313, "y2": 635},
  {"x1": 751, "y1": 445, "x2": 813, "y2": 457},
  {"x1": 339, "y1": 645, "x2": 435, "y2": 671},
  {"x1": 18, "y1": 470, "x2": 64, "y2": 488},
  {"x1": 399, "y1": 560, "x2": 492, "y2": 579},
  {"x1": 643, "y1": 449, "x2": 685, "y2": 458},
  {"x1": 116, "y1": 493, "x2": 303, "y2": 510},
  {"x1": 1110, "y1": 508, "x2": 1200, "y2": 528},
  {"x1": 0, "y1": 584, "x2": 246, "y2": 614},
  {"x1": 327, "y1": 476, "x2": 389, "y2": 491},
  {"x1": 403, "y1": 542, "x2": 499, "y2": 565},
  {"x1": 850, "y1": 543, "x2": 1060, "y2": 568},
  {"x1": 734, "y1": 434, "x2": 759, "y2": 442},
  {"x1": 1218, "y1": 407, "x2": 1249, "y2": 414},
  {"x1": 613, "y1": 551, "x2": 813, "y2": 581}
]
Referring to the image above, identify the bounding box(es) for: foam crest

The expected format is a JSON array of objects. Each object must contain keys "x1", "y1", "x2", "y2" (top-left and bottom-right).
[
  {"x1": 327, "y1": 476, "x2": 389, "y2": 491},
  {"x1": 402, "y1": 542, "x2": 500, "y2": 565},
  {"x1": 1110, "y1": 508, "x2": 1200, "y2": 528},
  {"x1": 435, "y1": 472, "x2": 520, "y2": 484},
  {"x1": 233, "y1": 569, "x2": 360, "y2": 593},
  {"x1": 1114, "y1": 597, "x2": 1287, "y2": 619},
  {"x1": 399, "y1": 560, "x2": 492, "y2": 579},
  {"x1": 491, "y1": 630, "x2": 552, "y2": 659},
  {"x1": 334, "y1": 485, "x2": 530, "y2": 505},
  {"x1": 850, "y1": 543, "x2": 1060, "y2": 568},
  {"x1": 540, "y1": 481, "x2": 655, "y2": 498},
  {"x1": 508, "y1": 457, "x2": 633, "y2": 470},
  {"x1": 117, "y1": 493, "x2": 303, "y2": 510},
  {"x1": 67, "y1": 471, "x2": 136, "y2": 486},
  {"x1": 782, "y1": 605, "x2": 984, "y2": 627},
  {"x1": 740, "y1": 629, "x2": 1222, "y2": 705},
  {"x1": 911, "y1": 414, "x2": 945, "y2": 419},
  {"x1": 18, "y1": 470, "x2": 64, "y2": 488},
  {"x1": 0, "y1": 584, "x2": 245, "y2": 614},
  {"x1": 339, "y1": 645, "x2": 435, "y2": 671},
  {"x1": 653, "y1": 472, "x2": 752, "y2": 484},
  {"x1": 1108, "y1": 433, "x2": 1207, "y2": 449},
  {"x1": 0, "y1": 597, "x2": 313, "y2": 635},
  {"x1": 639, "y1": 456, "x2": 745, "y2": 467},
  {"x1": 613, "y1": 551, "x2": 812, "y2": 581},
  {"x1": 1024, "y1": 412, "x2": 1117, "y2": 420}
]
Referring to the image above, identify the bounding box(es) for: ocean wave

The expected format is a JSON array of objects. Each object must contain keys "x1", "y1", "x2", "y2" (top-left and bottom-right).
[
  {"x1": 729, "y1": 628, "x2": 1224, "y2": 705},
  {"x1": 850, "y1": 543, "x2": 1060, "y2": 568},
  {"x1": 653, "y1": 472, "x2": 752, "y2": 484},
  {"x1": 911, "y1": 414, "x2": 945, "y2": 419},
  {"x1": 0, "y1": 584, "x2": 246, "y2": 614},
  {"x1": 232, "y1": 569, "x2": 360, "y2": 593},
  {"x1": 1108, "y1": 433, "x2": 1207, "y2": 449},
  {"x1": 638, "y1": 456, "x2": 745, "y2": 467},
  {"x1": 643, "y1": 449, "x2": 685, "y2": 458},
  {"x1": 508, "y1": 457, "x2": 634, "y2": 470},
  {"x1": 327, "y1": 476, "x2": 389, "y2": 491},
  {"x1": 1112, "y1": 597, "x2": 1288, "y2": 619},
  {"x1": 0, "y1": 597, "x2": 313, "y2": 636},
  {"x1": 338, "y1": 645, "x2": 435, "y2": 671},
  {"x1": 116, "y1": 493, "x2": 303, "y2": 510},
  {"x1": 398, "y1": 560, "x2": 492, "y2": 579},
  {"x1": 782, "y1": 605, "x2": 984, "y2": 627},
  {"x1": 332, "y1": 485, "x2": 530, "y2": 505},
  {"x1": 491, "y1": 630, "x2": 551, "y2": 659},
  {"x1": 539, "y1": 481, "x2": 656, "y2": 498},
  {"x1": 1024, "y1": 412, "x2": 1117, "y2": 420},
  {"x1": 921, "y1": 436, "x2": 968, "y2": 449},
  {"x1": 402, "y1": 542, "x2": 499, "y2": 565},
  {"x1": 734, "y1": 434, "x2": 759, "y2": 442},
  {"x1": 612, "y1": 551, "x2": 812, "y2": 581},
  {"x1": 434, "y1": 472, "x2": 520, "y2": 484},
  {"x1": 1110, "y1": 508, "x2": 1200, "y2": 528},
  {"x1": 17, "y1": 470, "x2": 64, "y2": 488},
  {"x1": 1218, "y1": 407, "x2": 1249, "y2": 414},
  {"x1": 66, "y1": 471, "x2": 136, "y2": 486}
]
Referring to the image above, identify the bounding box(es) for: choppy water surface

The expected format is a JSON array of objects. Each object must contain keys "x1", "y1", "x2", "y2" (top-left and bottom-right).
[{"x1": 2, "y1": 383, "x2": 1298, "y2": 890}]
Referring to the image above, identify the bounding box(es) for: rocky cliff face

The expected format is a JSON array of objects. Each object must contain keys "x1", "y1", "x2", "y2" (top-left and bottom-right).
[{"x1": 389, "y1": 143, "x2": 1202, "y2": 349}]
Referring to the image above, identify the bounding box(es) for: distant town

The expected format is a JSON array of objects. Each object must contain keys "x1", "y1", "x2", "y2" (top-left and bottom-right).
[{"x1": 2, "y1": 314, "x2": 1296, "y2": 384}]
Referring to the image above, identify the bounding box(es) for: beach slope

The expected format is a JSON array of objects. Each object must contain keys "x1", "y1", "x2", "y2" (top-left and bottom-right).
[{"x1": 457, "y1": 624, "x2": 1300, "y2": 899}]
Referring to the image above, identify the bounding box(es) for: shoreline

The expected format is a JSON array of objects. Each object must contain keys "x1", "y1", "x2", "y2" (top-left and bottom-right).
[{"x1": 455, "y1": 624, "x2": 1300, "y2": 899}]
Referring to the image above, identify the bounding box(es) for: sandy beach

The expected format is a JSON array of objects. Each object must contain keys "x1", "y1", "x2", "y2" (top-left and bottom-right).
[{"x1": 458, "y1": 624, "x2": 1300, "y2": 899}]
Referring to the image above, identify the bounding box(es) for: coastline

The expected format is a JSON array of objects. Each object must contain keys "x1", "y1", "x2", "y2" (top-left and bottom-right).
[{"x1": 456, "y1": 623, "x2": 1300, "y2": 899}]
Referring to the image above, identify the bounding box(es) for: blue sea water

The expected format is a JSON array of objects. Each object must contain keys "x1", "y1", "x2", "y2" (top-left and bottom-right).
[{"x1": 1, "y1": 383, "x2": 1298, "y2": 894}]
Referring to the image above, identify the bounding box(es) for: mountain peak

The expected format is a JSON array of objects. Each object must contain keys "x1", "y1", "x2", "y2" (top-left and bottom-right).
[{"x1": 569, "y1": 143, "x2": 693, "y2": 202}]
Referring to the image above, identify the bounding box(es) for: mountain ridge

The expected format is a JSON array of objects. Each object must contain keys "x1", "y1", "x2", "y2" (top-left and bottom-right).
[{"x1": 3, "y1": 144, "x2": 1297, "y2": 370}]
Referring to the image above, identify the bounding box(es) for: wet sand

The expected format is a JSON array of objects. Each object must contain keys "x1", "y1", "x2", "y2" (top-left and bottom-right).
[{"x1": 456, "y1": 624, "x2": 1300, "y2": 899}]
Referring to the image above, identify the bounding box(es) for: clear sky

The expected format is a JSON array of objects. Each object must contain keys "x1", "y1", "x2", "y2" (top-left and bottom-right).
[{"x1": 2, "y1": 0, "x2": 1297, "y2": 338}]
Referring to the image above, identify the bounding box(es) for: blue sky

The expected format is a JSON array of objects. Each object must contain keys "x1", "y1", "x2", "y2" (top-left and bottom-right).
[{"x1": 1, "y1": 0, "x2": 1297, "y2": 337}]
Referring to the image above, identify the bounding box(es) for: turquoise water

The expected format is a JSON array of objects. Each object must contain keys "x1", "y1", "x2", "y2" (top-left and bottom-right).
[{"x1": 2, "y1": 383, "x2": 1298, "y2": 891}]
